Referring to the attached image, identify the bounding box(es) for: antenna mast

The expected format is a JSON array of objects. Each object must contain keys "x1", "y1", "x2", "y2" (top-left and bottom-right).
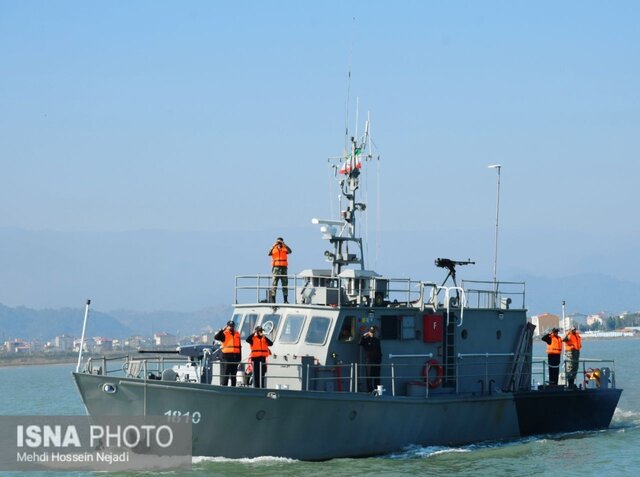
[{"x1": 313, "y1": 117, "x2": 372, "y2": 276}]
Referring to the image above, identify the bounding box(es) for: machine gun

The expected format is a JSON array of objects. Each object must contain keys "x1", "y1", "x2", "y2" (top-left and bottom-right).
[{"x1": 435, "y1": 258, "x2": 475, "y2": 288}]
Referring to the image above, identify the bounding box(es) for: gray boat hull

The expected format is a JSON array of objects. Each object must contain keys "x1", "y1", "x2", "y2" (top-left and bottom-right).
[{"x1": 73, "y1": 372, "x2": 620, "y2": 460}]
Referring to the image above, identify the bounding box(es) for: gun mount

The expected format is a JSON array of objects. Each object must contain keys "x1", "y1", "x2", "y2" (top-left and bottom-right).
[{"x1": 435, "y1": 258, "x2": 475, "y2": 288}]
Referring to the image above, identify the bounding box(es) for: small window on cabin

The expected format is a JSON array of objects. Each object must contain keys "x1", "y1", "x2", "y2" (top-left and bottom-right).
[
  {"x1": 339, "y1": 316, "x2": 356, "y2": 342},
  {"x1": 259, "y1": 313, "x2": 281, "y2": 339},
  {"x1": 279, "y1": 314, "x2": 306, "y2": 344},
  {"x1": 231, "y1": 313, "x2": 242, "y2": 329},
  {"x1": 305, "y1": 316, "x2": 331, "y2": 345},
  {"x1": 380, "y1": 315, "x2": 400, "y2": 340},
  {"x1": 401, "y1": 315, "x2": 416, "y2": 340},
  {"x1": 240, "y1": 314, "x2": 258, "y2": 339}
]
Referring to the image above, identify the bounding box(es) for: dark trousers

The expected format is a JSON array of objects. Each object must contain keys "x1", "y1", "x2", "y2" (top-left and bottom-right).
[
  {"x1": 221, "y1": 354, "x2": 240, "y2": 386},
  {"x1": 252, "y1": 357, "x2": 267, "y2": 388},
  {"x1": 548, "y1": 353, "x2": 561, "y2": 385},
  {"x1": 365, "y1": 362, "x2": 381, "y2": 392}
]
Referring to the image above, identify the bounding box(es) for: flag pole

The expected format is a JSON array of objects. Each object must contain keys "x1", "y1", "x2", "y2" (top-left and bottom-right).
[{"x1": 76, "y1": 299, "x2": 91, "y2": 373}]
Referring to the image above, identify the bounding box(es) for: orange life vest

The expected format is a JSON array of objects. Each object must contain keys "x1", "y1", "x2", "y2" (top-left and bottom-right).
[
  {"x1": 221, "y1": 330, "x2": 241, "y2": 354},
  {"x1": 249, "y1": 335, "x2": 271, "y2": 358},
  {"x1": 270, "y1": 245, "x2": 289, "y2": 267},
  {"x1": 564, "y1": 331, "x2": 582, "y2": 351},
  {"x1": 546, "y1": 334, "x2": 563, "y2": 355}
]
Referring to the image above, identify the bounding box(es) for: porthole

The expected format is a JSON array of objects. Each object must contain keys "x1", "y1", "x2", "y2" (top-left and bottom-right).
[
  {"x1": 256, "y1": 410, "x2": 266, "y2": 420},
  {"x1": 496, "y1": 330, "x2": 502, "y2": 340},
  {"x1": 101, "y1": 383, "x2": 117, "y2": 394},
  {"x1": 461, "y1": 329, "x2": 468, "y2": 339}
]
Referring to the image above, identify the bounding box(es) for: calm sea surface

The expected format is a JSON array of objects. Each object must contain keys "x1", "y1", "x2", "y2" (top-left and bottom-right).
[{"x1": 2, "y1": 339, "x2": 640, "y2": 476}]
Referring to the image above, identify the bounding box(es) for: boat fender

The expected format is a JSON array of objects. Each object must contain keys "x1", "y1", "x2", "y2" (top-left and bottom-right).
[{"x1": 422, "y1": 359, "x2": 443, "y2": 389}]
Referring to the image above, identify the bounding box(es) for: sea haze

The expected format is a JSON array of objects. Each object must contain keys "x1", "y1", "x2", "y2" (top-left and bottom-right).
[{"x1": 1, "y1": 227, "x2": 639, "y2": 318}]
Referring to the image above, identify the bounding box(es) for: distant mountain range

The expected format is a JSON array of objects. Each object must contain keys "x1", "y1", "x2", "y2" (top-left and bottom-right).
[
  {"x1": 0, "y1": 303, "x2": 233, "y2": 342},
  {"x1": 2, "y1": 226, "x2": 640, "y2": 320},
  {"x1": 2, "y1": 271, "x2": 639, "y2": 342}
]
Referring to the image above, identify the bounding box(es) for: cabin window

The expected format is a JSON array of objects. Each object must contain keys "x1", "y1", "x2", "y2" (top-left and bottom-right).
[
  {"x1": 339, "y1": 316, "x2": 356, "y2": 342},
  {"x1": 381, "y1": 315, "x2": 415, "y2": 340},
  {"x1": 260, "y1": 313, "x2": 281, "y2": 339},
  {"x1": 401, "y1": 315, "x2": 416, "y2": 340},
  {"x1": 380, "y1": 315, "x2": 400, "y2": 340},
  {"x1": 305, "y1": 316, "x2": 331, "y2": 345},
  {"x1": 231, "y1": 313, "x2": 242, "y2": 329},
  {"x1": 279, "y1": 314, "x2": 306, "y2": 343},
  {"x1": 240, "y1": 314, "x2": 258, "y2": 339}
]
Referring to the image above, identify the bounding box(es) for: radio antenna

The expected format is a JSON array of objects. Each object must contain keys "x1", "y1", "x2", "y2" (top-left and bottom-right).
[{"x1": 344, "y1": 17, "x2": 356, "y2": 151}]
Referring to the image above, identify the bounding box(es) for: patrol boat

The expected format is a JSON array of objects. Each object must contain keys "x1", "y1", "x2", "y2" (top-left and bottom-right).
[{"x1": 73, "y1": 122, "x2": 622, "y2": 461}]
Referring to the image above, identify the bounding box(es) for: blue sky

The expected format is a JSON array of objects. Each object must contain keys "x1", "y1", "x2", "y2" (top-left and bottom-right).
[{"x1": 1, "y1": 1, "x2": 639, "y2": 311}]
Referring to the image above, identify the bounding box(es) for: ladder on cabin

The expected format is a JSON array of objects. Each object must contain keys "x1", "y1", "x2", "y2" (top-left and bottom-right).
[
  {"x1": 443, "y1": 311, "x2": 457, "y2": 386},
  {"x1": 503, "y1": 322, "x2": 536, "y2": 392}
]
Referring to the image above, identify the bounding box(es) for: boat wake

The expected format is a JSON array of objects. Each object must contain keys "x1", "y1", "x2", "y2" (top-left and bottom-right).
[
  {"x1": 193, "y1": 455, "x2": 298, "y2": 465},
  {"x1": 386, "y1": 437, "x2": 542, "y2": 460},
  {"x1": 611, "y1": 407, "x2": 640, "y2": 429}
]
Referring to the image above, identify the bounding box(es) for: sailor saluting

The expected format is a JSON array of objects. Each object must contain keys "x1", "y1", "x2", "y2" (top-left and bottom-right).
[{"x1": 214, "y1": 321, "x2": 241, "y2": 387}]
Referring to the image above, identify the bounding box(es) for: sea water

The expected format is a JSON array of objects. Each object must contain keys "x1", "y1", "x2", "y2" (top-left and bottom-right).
[{"x1": 1, "y1": 339, "x2": 640, "y2": 476}]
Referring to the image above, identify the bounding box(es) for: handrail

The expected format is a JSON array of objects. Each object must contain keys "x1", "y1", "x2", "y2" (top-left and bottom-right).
[
  {"x1": 388, "y1": 353, "x2": 433, "y2": 359},
  {"x1": 79, "y1": 354, "x2": 617, "y2": 395},
  {"x1": 458, "y1": 352, "x2": 515, "y2": 358},
  {"x1": 232, "y1": 274, "x2": 526, "y2": 309}
]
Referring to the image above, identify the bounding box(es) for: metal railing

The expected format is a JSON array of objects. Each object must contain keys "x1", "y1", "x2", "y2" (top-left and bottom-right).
[
  {"x1": 234, "y1": 273, "x2": 524, "y2": 310},
  {"x1": 82, "y1": 354, "x2": 616, "y2": 396},
  {"x1": 462, "y1": 280, "x2": 526, "y2": 309},
  {"x1": 532, "y1": 357, "x2": 617, "y2": 389},
  {"x1": 234, "y1": 273, "x2": 423, "y2": 307}
]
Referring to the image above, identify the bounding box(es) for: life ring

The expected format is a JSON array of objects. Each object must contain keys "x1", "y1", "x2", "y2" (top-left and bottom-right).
[{"x1": 422, "y1": 359, "x2": 443, "y2": 389}]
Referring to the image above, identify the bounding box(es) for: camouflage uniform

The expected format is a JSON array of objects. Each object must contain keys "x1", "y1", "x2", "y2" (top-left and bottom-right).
[
  {"x1": 563, "y1": 329, "x2": 582, "y2": 388},
  {"x1": 564, "y1": 349, "x2": 580, "y2": 387},
  {"x1": 271, "y1": 266, "x2": 289, "y2": 302}
]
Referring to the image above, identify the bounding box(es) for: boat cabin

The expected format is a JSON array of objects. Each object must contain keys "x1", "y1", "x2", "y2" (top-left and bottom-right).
[{"x1": 230, "y1": 269, "x2": 529, "y2": 397}]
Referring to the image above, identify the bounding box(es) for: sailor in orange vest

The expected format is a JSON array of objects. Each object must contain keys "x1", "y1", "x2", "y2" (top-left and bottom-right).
[
  {"x1": 541, "y1": 327, "x2": 563, "y2": 385},
  {"x1": 246, "y1": 325, "x2": 273, "y2": 388},
  {"x1": 563, "y1": 326, "x2": 582, "y2": 388},
  {"x1": 268, "y1": 237, "x2": 292, "y2": 303},
  {"x1": 214, "y1": 320, "x2": 242, "y2": 386}
]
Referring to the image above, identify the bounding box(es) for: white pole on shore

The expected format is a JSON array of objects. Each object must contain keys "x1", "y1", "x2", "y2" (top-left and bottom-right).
[{"x1": 75, "y1": 299, "x2": 91, "y2": 373}]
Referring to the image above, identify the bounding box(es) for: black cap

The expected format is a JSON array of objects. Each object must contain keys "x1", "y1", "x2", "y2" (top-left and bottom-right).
[
  {"x1": 552, "y1": 327, "x2": 560, "y2": 333},
  {"x1": 255, "y1": 326, "x2": 264, "y2": 332},
  {"x1": 369, "y1": 326, "x2": 377, "y2": 332},
  {"x1": 227, "y1": 321, "x2": 235, "y2": 327},
  {"x1": 277, "y1": 237, "x2": 284, "y2": 242}
]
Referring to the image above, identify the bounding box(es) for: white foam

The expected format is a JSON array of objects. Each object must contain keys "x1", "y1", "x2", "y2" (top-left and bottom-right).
[{"x1": 193, "y1": 455, "x2": 297, "y2": 465}]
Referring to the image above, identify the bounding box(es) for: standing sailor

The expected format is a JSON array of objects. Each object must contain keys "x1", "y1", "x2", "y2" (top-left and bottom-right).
[
  {"x1": 246, "y1": 326, "x2": 273, "y2": 388},
  {"x1": 268, "y1": 237, "x2": 292, "y2": 303},
  {"x1": 214, "y1": 321, "x2": 242, "y2": 386},
  {"x1": 541, "y1": 327, "x2": 563, "y2": 385},
  {"x1": 359, "y1": 326, "x2": 382, "y2": 392},
  {"x1": 563, "y1": 326, "x2": 582, "y2": 388}
]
